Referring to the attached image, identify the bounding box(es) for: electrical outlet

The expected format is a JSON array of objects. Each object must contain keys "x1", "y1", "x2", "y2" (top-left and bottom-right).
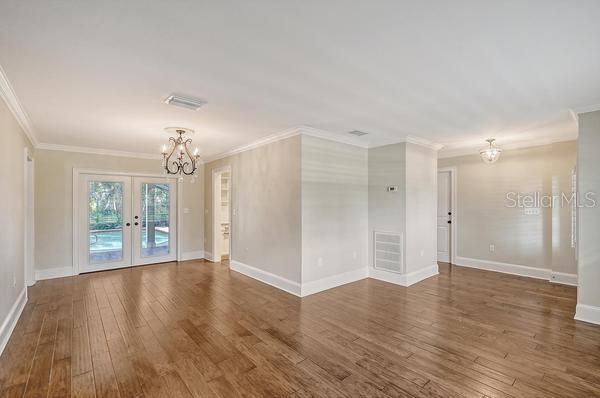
[
  {"x1": 183, "y1": 207, "x2": 190, "y2": 214},
  {"x1": 489, "y1": 244, "x2": 495, "y2": 252}
]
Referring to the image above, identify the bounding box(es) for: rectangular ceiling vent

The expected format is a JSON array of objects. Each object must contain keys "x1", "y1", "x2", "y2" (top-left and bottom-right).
[
  {"x1": 164, "y1": 94, "x2": 206, "y2": 111},
  {"x1": 374, "y1": 231, "x2": 404, "y2": 274},
  {"x1": 347, "y1": 130, "x2": 368, "y2": 137}
]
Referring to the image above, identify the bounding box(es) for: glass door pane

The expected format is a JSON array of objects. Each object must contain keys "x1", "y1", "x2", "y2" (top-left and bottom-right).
[
  {"x1": 132, "y1": 177, "x2": 177, "y2": 265},
  {"x1": 79, "y1": 174, "x2": 132, "y2": 273},
  {"x1": 141, "y1": 183, "x2": 170, "y2": 257},
  {"x1": 89, "y1": 181, "x2": 124, "y2": 263}
]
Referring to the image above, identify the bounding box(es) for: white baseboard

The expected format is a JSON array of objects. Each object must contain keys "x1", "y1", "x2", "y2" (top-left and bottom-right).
[
  {"x1": 550, "y1": 271, "x2": 578, "y2": 286},
  {"x1": 0, "y1": 288, "x2": 27, "y2": 356},
  {"x1": 301, "y1": 267, "x2": 368, "y2": 297},
  {"x1": 369, "y1": 263, "x2": 439, "y2": 287},
  {"x1": 575, "y1": 304, "x2": 600, "y2": 325},
  {"x1": 454, "y1": 256, "x2": 577, "y2": 286},
  {"x1": 203, "y1": 251, "x2": 219, "y2": 262},
  {"x1": 230, "y1": 260, "x2": 301, "y2": 296},
  {"x1": 35, "y1": 266, "x2": 74, "y2": 281},
  {"x1": 180, "y1": 250, "x2": 205, "y2": 261}
]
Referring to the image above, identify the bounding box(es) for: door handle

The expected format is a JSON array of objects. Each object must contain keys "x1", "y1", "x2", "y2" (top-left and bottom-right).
[
  {"x1": 447, "y1": 220, "x2": 451, "y2": 224},
  {"x1": 134, "y1": 215, "x2": 139, "y2": 219},
  {"x1": 126, "y1": 223, "x2": 131, "y2": 227},
  {"x1": 134, "y1": 222, "x2": 139, "y2": 226}
]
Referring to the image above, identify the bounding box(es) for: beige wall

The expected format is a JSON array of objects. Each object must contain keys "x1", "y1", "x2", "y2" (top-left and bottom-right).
[
  {"x1": 301, "y1": 135, "x2": 368, "y2": 283},
  {"x1": 577, "y1": 110, "x2": 600, "y2": 312},
  {"x1": 0, "y1": 98, "x2": 33, "y2": 333},
  {"x1": 439, "y1": 141, "x2": 576, "y2": 274},
  {"x1": 204, "y1": 135, "x2": 302, "y2": 283},
  {"x1": 34, "y1": 150, "x2": 204, "y2": 271}
]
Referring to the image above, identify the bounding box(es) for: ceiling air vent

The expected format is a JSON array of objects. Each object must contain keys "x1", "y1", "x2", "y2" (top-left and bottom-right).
[
  {"x1": 164, "y1": 94, "x2": 206, "y2": 111},
  {"x1": 347, "y1": 130, "x2": 368, "y2": 137}
]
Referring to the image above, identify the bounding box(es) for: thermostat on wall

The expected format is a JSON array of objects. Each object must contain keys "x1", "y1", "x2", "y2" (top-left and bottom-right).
[{"x1": 387, "y1": 185, "x2": 398, "y2": 192}]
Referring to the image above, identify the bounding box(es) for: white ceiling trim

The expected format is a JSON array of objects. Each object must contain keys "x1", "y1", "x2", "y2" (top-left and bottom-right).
[
  {"x1": 36, "y1": 142, "x2": 167, "y2": 160},
  {"x1": 438, "y1": 135, "x2": 578, "y2": 159},
  {"x1": 405, "y1": 136, "x2": 445, "y2": 151},
  {"x1": 0, "y1": 63, "x2": 38, "y2": 146},
  {"x1": 203, "y1": 126, "x2": 304, "y2": 163},
  {"x1": 301, "y1": 126, "x2": 371, "y2": 148},
  {"x1": 572, "y1": 104, "x2": 600, "y2": 114},
  {"x1": 205, "y1": 125, "x2": 444, "y2": 163}
]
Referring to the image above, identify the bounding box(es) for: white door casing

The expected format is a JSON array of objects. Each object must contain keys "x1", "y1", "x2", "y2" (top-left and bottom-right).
[
  {"x1": 212, "y1": 165, "x2": 232, "y2": 262},
  {"x1": 437, "y1": 170, "x2": 451, "y2": 262}
]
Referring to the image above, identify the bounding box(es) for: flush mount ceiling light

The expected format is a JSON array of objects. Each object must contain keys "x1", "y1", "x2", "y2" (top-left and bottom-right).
[
  {"x1": 161, "y1": 127, "x2": 201, "y2": 176},
  {"x1": 163, "y1": 94, "x2": 206, "y2": 111},
  {"x1": 479, "y1": 138, "x2": 502, "y2": 164}
]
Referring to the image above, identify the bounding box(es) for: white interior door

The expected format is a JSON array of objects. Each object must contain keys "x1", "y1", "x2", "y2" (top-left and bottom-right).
[
  {"x1": 437, "y1": 171, "x2": 451, "y2": 262},
  {"x1": 79, "y1": 174, "x2": 132, "y2": 273},
  {"x1": 132, "y1": 177, "x2": 177, "y2": 265}
]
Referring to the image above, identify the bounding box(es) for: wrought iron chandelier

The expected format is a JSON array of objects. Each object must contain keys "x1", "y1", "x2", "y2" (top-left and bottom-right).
[
  {"x1": 479, "y1": 138, "x2": 502, "y2": 164},
  {"x1": 161, "y1": 127, "x2": 200, "y2": 175}
]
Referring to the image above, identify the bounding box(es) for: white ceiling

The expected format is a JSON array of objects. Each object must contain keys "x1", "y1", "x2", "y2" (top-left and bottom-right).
[{"x1": 1, "y1": 1, "x2": 598, "y2": 159}]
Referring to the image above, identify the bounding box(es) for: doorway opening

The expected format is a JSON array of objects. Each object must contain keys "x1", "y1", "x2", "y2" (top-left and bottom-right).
[
  {"x1": 437, "y1": 168, "x2": 456, "y2": 264},
  {"x1": 24, "y1": 148, "x2": 35, "y2": 286},
  {"x1": 74, "y1": 171, "x2": 178, "y2": 274},
  {"x1": 212, "y1": 166, "x2": 231, "y2": 263}
]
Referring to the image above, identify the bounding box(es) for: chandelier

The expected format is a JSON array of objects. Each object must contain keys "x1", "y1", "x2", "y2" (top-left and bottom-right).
[
  {"x1": 479, "y1": 138, "x2": 502, "y2": 164},
  {"x1": 161, "y1": 127, "x2": 200, "y2": 175}
]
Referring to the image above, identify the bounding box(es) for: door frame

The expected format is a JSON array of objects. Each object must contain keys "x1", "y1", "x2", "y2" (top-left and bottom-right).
[
  {"x1": 72, "y1": 168, "x2": 181, "y2": 275},
  {"x1": 438, "y1": 167, "x2": 457, "y2": 264},
  {"x1": 23, "y1": 147, "x2": 35, "y2": 286},
  {"x1": 211, "y1": 165, "x2": 232, "y2": 263}
]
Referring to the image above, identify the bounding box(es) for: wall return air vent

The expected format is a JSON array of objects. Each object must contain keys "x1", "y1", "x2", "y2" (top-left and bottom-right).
[
  {"x1": 164, "y1": 94, "x2": 207, "y2": 111},
  {"x1": 374, "y1": 231, "x2": 404, "y2": 274}
]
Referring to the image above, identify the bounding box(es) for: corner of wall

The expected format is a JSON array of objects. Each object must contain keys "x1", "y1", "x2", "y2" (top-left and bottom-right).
[{"x1": 0, "y1": 288, "x2": 27, "y2": 356}]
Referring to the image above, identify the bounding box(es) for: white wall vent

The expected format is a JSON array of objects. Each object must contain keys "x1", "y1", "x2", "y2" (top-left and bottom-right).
[
  {"x1": 347, "y1": 130, "x2": 368, "y2": 137},
  {"x1": 374, "y1": 231, "x2": 404, "y2": 273},
  {"x1": 164, "y1": 94, "x2": 207, "y2": 111}
]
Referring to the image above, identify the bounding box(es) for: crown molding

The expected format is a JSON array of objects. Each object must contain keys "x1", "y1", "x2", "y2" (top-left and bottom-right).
[
  {"x1": 204, "y1": 125, "x2": 447, "y2": 163},
  {"x1": 438, "y1": 134, "x2": 578, "y2": 159},
  {"x1": 571, "y1": 104, "x2": 600, "y2": 115},
  {"x1": 36, "y1": 143, "x2": 169, "y2": 160},
  {"x1": 405, "y1": 135, "x2": 445, "y2": 151},
  {"x1": 204, "y1": 126, "x2": 304, "y2": 163},
  {"x1": 301, "y1": 126, "x2": 371, "y2": 148},
  {"x1": 0, "y1": 63, "x2": 38, "y2": 146}
]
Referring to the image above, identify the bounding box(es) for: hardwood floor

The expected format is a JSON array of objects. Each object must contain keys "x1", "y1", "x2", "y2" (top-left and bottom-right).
[{"x1": 1, "y1": 261, "x2": 599, "y2": 398}]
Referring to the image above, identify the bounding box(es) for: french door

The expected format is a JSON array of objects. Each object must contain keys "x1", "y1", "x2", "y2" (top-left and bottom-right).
[{"x1": 78, "y1": 174, "x2": 177, "y2": 273}]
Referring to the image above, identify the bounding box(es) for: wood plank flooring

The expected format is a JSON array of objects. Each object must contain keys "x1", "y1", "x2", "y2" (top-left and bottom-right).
[{"x1": 1, "y1": 260, "x2": 599, "y2": 397}]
